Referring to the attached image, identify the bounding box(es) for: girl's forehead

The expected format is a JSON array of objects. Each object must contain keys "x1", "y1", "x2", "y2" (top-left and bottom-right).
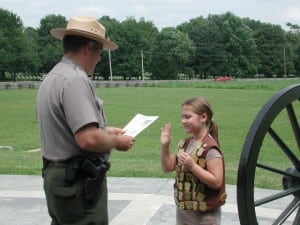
[
  {"x1": 181, "y1": 105, "x2": 196, "y2": 114},
  {"x1": 182, "y1": 104, "x2": 193, "y2": 110}
]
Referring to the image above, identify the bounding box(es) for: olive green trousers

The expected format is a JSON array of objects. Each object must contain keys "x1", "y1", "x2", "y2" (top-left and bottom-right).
[{"x1": 43, "y1": 166, "x2": 108, "y2": 225}]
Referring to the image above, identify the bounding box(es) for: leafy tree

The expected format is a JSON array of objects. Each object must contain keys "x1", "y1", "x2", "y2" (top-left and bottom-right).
[
  {"x1": 179, "y1": 12, "x2": 258, "y2": 79},
  {"x1": 242, "y1": 18, "x2": 264, "y2": 31},
  {"x1": 95, "y1": 16, "x2": 121, "y2": 80},
  {"x1": 115, "y1": 17, "x2": 159, "y2": 80},
  {"x1": 22, "y1": 27, "x2": 41, "y2": 77},
  {"x1": 217, "y1": 12, "x2": 258, "y2": 77},
  {"x1": 1, "y1": 9, "x2": 299, "y2": 80},
  {"x1": 0, "y1": 29, "x2": 6, "y2": 80},
  {"x1": 178, "y1": 16, "x2": 226, "y2": 79},
  {"x1": 286, "y1": 23, "x2": 300, "y2": 34},
  {"x1": 253, "y1": 23, "x2": 286, "y2": 77},
  {"x1": 286, "y1": 24, "x2": 300, "y2": 76},
  {"x1": 0, "y1": 8, "x2": 31, "y2": 80},
  {"x1": 96, "y1": 16, "x2": 158, "y2": 80},
  {"x1": 134, "y1": 18, "x2": 159, "y2": 79},
  {"x1": 37, "y1": 14, "x2": 67, "y2": 74},
  {"x1": 150, "y1": 27, "x2": 196, "y2": 79}
]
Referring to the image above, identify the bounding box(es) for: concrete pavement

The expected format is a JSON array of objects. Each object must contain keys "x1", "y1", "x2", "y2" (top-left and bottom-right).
[{"x1": 0, "y1": 175, "x2": 294, "y2": 225}]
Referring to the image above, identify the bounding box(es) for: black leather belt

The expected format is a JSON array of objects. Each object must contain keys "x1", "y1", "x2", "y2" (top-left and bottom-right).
[{"x1": 43, "y1": 157, "x2": 68, "y2": 168}]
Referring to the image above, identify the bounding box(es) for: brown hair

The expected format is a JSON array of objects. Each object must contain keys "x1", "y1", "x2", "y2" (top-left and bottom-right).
[
  {"x1": 182, "y1": 96, "x2": 219, "y2": 145},
  {"x1": 63, "y1": 35, "x2": 102, "y2": 53}
]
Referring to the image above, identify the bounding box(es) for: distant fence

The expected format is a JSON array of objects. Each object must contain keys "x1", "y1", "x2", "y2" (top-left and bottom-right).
[
  {"x1": 2, "y1": 78, "x2": 300, "y2": 90},
  {"x1": 0, "y1": 80, "x2": 196, "y2": 90},
  {"x1": 0, "y1": 82, "x2": 40, "y2": 89}
]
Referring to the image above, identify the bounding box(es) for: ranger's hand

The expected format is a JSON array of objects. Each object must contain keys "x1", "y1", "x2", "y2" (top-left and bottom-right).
[
  {"x1": 116, "y1": 134, "x2": 136, "y2": 151},
  {"x1": 107, "y1": 127, "x2": 125, "y2": 135}
]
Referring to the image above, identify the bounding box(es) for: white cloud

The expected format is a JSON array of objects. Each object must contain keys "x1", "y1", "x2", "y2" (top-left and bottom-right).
[
  {"x1": 286, "y1": 7, "x2": 300, "y2": 20},
  {"x1": 1, "y1": 0, "x2": 300, "y2": 29},
  {"x1": 76, "y1": 5, "x2": 108, "y2": 15}
]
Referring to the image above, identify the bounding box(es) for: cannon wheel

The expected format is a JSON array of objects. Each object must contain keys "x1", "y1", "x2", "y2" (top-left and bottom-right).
[{"x1": 237, "y1": 84, "x2": 300, "y2": 225}]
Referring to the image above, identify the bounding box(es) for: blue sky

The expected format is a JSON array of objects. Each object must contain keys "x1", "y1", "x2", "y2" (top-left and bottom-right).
[{"x1": 1, "y1": 0, "x2": 300, "y2": 30}]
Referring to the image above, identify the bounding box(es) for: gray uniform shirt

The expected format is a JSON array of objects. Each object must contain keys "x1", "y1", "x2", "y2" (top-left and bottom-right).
[{"x1": 36, "y1": 56, "x2": 109, "y2": 161}]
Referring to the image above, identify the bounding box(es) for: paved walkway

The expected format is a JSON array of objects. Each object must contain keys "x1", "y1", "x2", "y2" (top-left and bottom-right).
[{"x1": 0, "y1": 175, "x2": 293, "y2": 225}]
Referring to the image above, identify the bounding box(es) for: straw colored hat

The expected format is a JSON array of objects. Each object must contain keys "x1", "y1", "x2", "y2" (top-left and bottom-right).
[{"x1": 50, "y1": 16, "x2": 118, "y2": 51}]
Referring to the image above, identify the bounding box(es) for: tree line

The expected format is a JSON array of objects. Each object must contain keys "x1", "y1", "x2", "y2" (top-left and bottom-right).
[{"x1": 1, "y1": 8, "x2": 300, "y2": 81}]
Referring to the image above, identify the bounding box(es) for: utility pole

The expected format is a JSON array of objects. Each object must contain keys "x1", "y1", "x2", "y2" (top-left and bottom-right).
[
  {"x1": 141, "y1": 50, "x2": 144, "y2": 81},
  {"x1": 108, "y1": 37, "x2": 113, "y2": 81},
  {"x1": 284, "y1": 46, "x2": 287, "y2": 78}
]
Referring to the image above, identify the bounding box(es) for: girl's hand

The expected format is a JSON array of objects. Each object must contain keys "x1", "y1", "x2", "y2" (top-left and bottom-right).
[
  {"x1": 161, "y1": 123, "x2": 172, "y2": 147},
  {"x1": 178, "y1": 151, "x2": 195, "y2": 170}
]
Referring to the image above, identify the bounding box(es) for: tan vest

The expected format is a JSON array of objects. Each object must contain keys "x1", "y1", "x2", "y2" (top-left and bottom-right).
[{"x1": 174, "y1": 135, "x2": 227, "y2": 211}]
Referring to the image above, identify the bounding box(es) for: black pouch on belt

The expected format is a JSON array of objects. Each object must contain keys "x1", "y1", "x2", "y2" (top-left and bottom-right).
[
  {"x1": 80, "y1": 153, "x2": 110, "y2": 203},
  {"x1": 65, "y1": 155, "x2": 83, "y2": 184}
]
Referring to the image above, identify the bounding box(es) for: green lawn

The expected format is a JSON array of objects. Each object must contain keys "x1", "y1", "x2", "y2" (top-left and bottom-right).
[{"x1": 0, "y1": 79, "x2": 299, "y2": 189}]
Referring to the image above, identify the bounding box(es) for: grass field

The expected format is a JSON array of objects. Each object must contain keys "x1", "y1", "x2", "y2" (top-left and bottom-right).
[{"x1": 0, "y1": 79, "x2": 299, "y2": 189}]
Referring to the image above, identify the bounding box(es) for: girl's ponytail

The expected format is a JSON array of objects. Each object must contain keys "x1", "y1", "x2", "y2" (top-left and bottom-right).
[{"x1": 209, "y1": 119, "x2": 219, "y2": 146}]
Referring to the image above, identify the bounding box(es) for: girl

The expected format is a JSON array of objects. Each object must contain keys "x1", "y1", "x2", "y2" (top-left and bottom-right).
[{"x1": 160, "y1": 96, "x2": 226, "y2": 225}]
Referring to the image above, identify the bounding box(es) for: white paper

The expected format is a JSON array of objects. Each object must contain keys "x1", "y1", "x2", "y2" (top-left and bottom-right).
[{"x1": 123, "y1": 113, "x2": 159, "y2": 137}]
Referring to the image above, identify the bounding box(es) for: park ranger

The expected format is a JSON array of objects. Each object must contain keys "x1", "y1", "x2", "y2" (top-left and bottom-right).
[{"x1": 36, "y1": 15, "x2": 136, "y2": 225}]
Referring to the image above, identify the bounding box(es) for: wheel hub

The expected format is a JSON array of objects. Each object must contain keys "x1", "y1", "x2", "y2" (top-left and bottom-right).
[{"x1": 282, "y1": 167, "x2": 300, "y2": 197}]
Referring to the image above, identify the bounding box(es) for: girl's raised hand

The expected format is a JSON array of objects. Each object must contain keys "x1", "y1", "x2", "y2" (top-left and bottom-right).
[{"x1": 160, "y1": 123, "x2": 172, "y2": 147}]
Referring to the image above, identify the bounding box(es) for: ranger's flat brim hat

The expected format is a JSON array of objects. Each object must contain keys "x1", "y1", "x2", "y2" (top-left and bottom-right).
[{"x1": 50, "y1": 15, "x2": 118, "y2": 51}]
